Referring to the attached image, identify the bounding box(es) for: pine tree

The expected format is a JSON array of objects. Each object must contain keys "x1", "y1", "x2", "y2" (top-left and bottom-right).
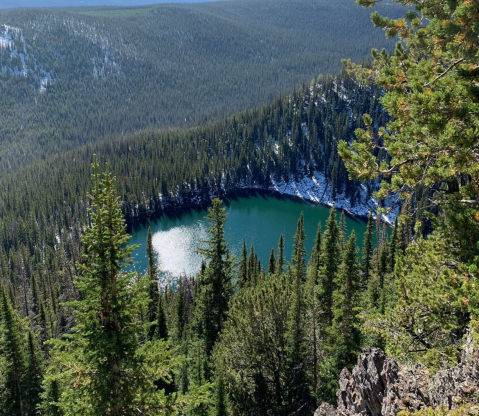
[
  {"x1": 214, "y1": 274, "x2": 292, "y2": 416},
  {"x1": 0, "y1": 284, "x2": 28, "y2": 416},
  {"x1": 147, "y1": 226, "x2": 160, "y2": 340},
  {"x1": 305, "y1": 222, "x2": 321, "y2": 395},
  {"x1": 195, "y1": 199, "x2": 234, "y2": 358},
  {"x1": 276, "y1": 234, "x2": 285, "y2": 274},
  {"x1": 237, "y1": 239, "x2": 248, "y2": 289},
  {"x1": 42, "y1": 160, "x2": 197, "y2": 415},
  {"x1": 317, "y1": 209, "x2": 341, "y2": 329},
  {"x1": 285, "y1": 213, "x2": 311, "y2": 413},
  {"x1": 154, "y1": 291, "x2": 168, "y2": 341},
  {"x1": 361, "y1": 212, "x2": 374, "y2": 291},
  {"x1": 329, "y1": 231, "x2": 361, "y2": 377},
  {"x1": 268, "y1": 248, "x2": 276, "y2": 275}
]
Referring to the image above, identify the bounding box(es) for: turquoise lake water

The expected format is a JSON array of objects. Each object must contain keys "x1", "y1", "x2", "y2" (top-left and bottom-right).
[{"x1": 127, "y1": 191, "x2": 368, "y2": 284}]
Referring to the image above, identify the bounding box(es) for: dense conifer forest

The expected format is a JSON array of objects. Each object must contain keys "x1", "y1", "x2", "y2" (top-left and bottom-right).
[
  {"x1": 1, "y1": 0, "x2": 479, "y2": 415},
  {"x1": 0, "y1": 0, "x2": 404, "y2": 174}
]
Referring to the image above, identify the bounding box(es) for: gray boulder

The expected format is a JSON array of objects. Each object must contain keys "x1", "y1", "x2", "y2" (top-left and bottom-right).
[{"x1": 315, "y1": 334, "x2": 479, "y2": 416}]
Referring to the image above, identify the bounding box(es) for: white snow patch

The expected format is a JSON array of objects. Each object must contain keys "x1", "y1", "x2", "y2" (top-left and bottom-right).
[{"x1": 239, "y1": 171, "x2": 398, "y2": 225}]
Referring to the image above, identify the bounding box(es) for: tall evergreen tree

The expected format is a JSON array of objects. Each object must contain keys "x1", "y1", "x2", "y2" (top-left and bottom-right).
[
  {"x1": 237, "y1": 239, "x2": 248, "y2": 289},
  {"x1": 41, "y1": 160, "x2": 197, "y2": 415},
  {"x1": 361, "y1": 212, "x2": 374, "y2": 290},
  {"x1": 330, "y1": 231, "x2": 361, "y2": 374},
  {"x1": 285, "y1": 213, "x2": 311, "y2": 413},
  {"x1": 388, "y1": 216, "x2": 399, "y2": 273},
  {"x1": 154, "y1": 291, "x2": 168, "y2": 341},
  {"x1": 0, "y1": 284, "x2": 28, "y2": 416},
  {"x1": 195, "y1": 199, "x2": 234, "y2": 358},
  {"x1": 339, "y1": 210, "x2": 347, "y2": 248},
  {"x1": 268, "y1": 248, "x2": 276, "y2": 275},
  {"x1": 247, "y1": 245, "x2": 258, "y2": 286},
  {"x1": 305, "y1": 222, "x2": 321, "y2": 396},
  {"x1": 276, "y1": 234, "x2": 285, "y2": 275},
  {"x1": 291, "y1": 212, "x2": 307, "y2": 284},
  {"x1": 147, "y1": 226, "x2": 160, "y2": 340},
  {"x1": 174, "y1": 278, "x2": 186, "y2": 344},
  {"x1": 24, "y1": 330, "x2": 45, "y2": 415},
  {"x1": 317, "y1": 209, "x2": 341, "y2": 330}
]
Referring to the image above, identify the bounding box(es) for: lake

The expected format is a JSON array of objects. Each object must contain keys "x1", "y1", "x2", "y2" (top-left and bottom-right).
[{"x1": 127, "y1": 191, "x2": 368, "y2": 285}]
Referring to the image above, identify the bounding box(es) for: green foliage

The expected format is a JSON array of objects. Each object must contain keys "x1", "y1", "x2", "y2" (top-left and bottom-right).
[
  {"x1": 41, "y1": 160, "x2": 206, "y2": 415},
  {"x1": 340, "y1": 0, "x2": 479, "y2": 245},
  {"x1": 0, "y1": 0, "x2": 402, "y2": 176},
  {"x1": 214, "y1": 273, "x2": 292, "y2": 415},
  {"x1": 421, "y1": 347, "x2": 460, "y2": 377},
  {"x1": 317, "y1": 209, "x2": 342, "y2": 330},
  {"x1": 146, "y1": 226, "x2": 161, "y2": 340},
  {"x1": 0, "y1": 284, "x2": 40, "y2": 416},
  {"x1": 398, "y1": 404, "x2": 479, "y2": 416},
  {"x1": 329, "y1": 232, "x2": 362, "y2": 380},
  {"x1": 213, "y1": 376, "x2": 228, "y2": 416},
  {"x1": 285, "y1": 213, "x2": 312, "y2": 413},
  {"x1": 338, "y1": 0, "x2": 479, "y2": 368},
  {"x1": 379, "y1": 234, "x2": 476, "y2": 360},
  {"x1": 305, "y1": 222, "x2": 321, "y2": 396},
  {"x1": 361, "y1": 212, "x2": 374, "y2": 289},
  {"x1": 192, "y1": 199, "x2": 234, "y2": 382}
]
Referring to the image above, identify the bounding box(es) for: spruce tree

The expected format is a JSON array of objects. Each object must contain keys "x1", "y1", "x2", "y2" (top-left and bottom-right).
[
  {"x1": 247, "y1": 245, "x2": 258, "y2": 286},
  {"x1": 268, "y1": 248, "x2": 276, "y2": 275},
  {"x1": 195, "y1": 199, "x2": 234, "y2": 358},
  {"x1": 237, "y1": 239, "x2": 248, "y2": 289},
  {"x1": 42, "y1": 160, "x2": 197, "y2": 415},
  {"x1": 24, "y1": 330, "x2": 45, "y2": 415},
  {"x1": 276, "y1": 234, "x2": 285, "y2": 274},
  {"x1": 147, "y1": 226, "x2": 160, "y2": 340},
  {"x1": 317, "y1": 209, "x2": 341, "y2": 329},
  {"x1": 305, "y1": 222, "x2": 321, "y2": 395},
  {"x1": 388, "y1": 217, "x2": 399, "y2": 273},
  {"x1": 330, "y1": 231, "x2": 361, "y2": 376},
  {"x1": 285, "y1": 213, "x2": 311, "y2": 413},
  {"x1": 339, "y1": 210, "x2": 347, "y2": 248},
  {"x1": 154, "y1": 291, "x2": 168, "y2": 341},
  {"x1": 0, "y1": 284, "x2": 28, "y2": 416},
  {"x1": 291, "y1": 212, "x2": 307, "y2": 284},
  {"x1": 361, "y1": 212, "x2": 374, "y2": 290},
  {"x1": 174, "y1": 278, "x2": 186, "y2": 344}
]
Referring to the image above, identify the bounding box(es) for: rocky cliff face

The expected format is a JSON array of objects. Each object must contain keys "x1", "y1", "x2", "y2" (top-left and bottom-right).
[{"x1": 315, "y1": 335, "x2": 479, "y2": 416}]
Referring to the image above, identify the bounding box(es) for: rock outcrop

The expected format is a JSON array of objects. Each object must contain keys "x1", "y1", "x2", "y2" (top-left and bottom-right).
[{"x1": 317, "y1": 335, "x2": 479, "y2": 416}]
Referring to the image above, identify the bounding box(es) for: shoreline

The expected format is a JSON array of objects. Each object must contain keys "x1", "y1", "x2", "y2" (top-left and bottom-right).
[{"x1": 128, "y1": 172, "x2": 398, "y2": 232}]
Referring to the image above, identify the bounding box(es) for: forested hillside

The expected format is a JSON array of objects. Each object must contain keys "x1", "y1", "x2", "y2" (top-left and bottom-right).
[
  {"x1": 0, "y1": 0, "x2": 405, "y2": 174},
  {"x1": 2, "y1": 0, "x2": 479, "y2": 415},
  {"x1": 0, "y1": 69, "x2": 388, "y2": 250},
  {"x1": 0, "y1": 67, "x2": 399, "y2": 414}
]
